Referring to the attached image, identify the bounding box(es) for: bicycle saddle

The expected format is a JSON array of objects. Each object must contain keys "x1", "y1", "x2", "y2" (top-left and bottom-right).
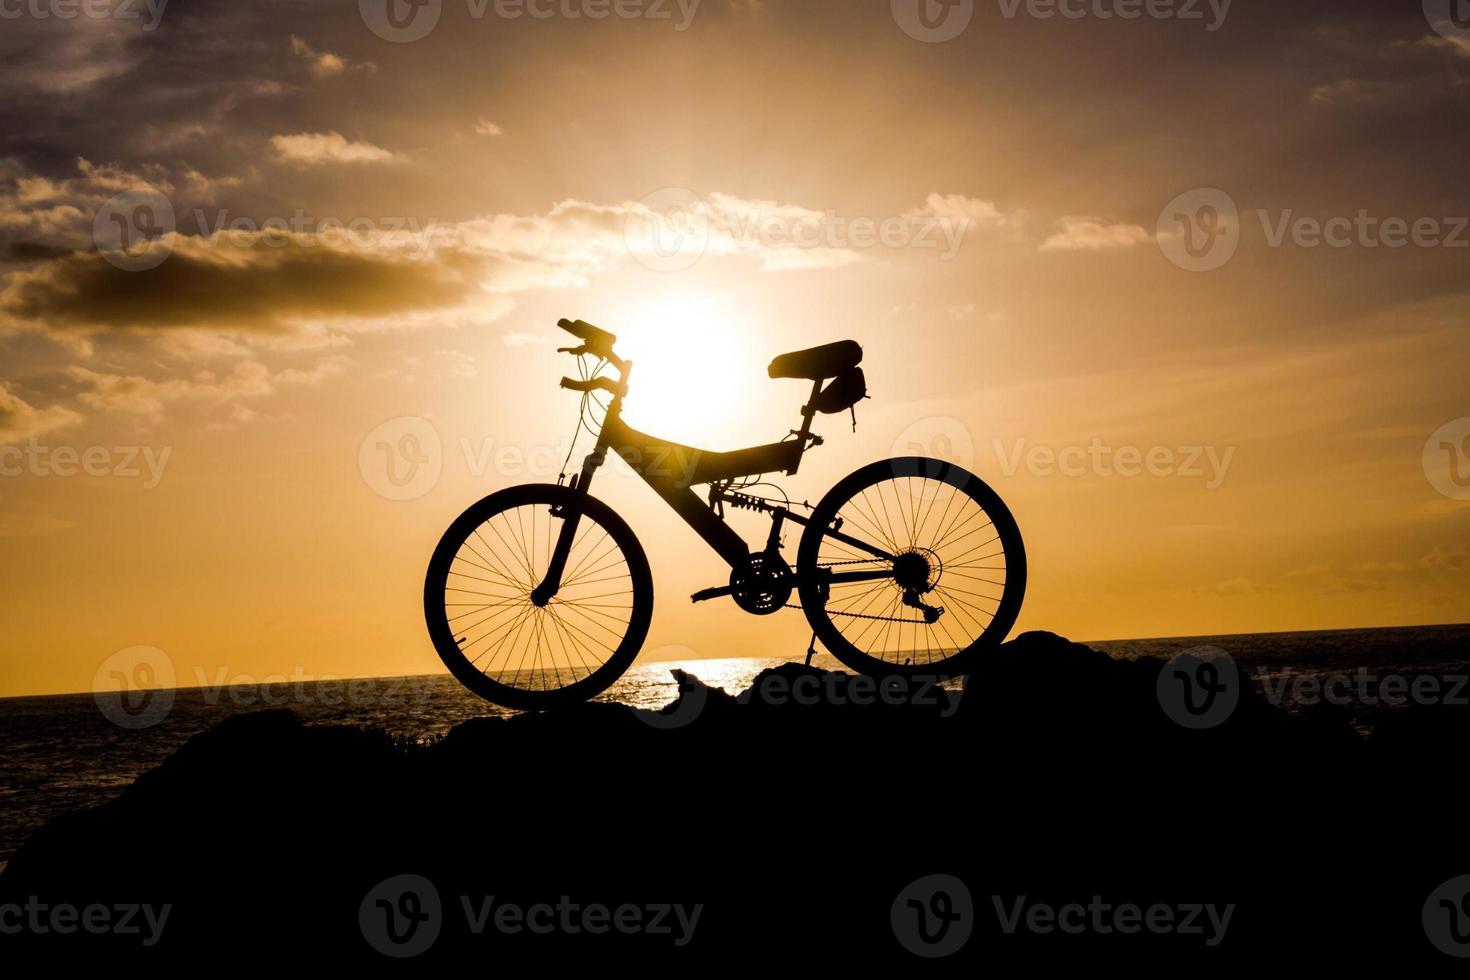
[{"x1": 767, "y1": 340, "x2": 863, "y2": 380}]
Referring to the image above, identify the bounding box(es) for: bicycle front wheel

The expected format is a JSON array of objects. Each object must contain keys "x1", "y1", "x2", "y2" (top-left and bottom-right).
[
  {"x1": 424, "y1": 484, "x2": 653, "y2": 710},
  {"x1": 797, "y1": 457, "x2": 1026, "y2": 678}
]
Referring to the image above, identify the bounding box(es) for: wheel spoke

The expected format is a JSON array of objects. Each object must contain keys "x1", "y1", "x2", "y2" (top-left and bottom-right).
[
  {"x1": 807, "y1": 468, "x2": 1021, "y2": 672},
  {"x1": 431, "y1": 495, "x2": 645, "y2": 700}
]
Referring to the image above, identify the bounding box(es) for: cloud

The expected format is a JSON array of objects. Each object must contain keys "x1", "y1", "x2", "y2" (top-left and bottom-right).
[
  {"x1": 289, "y1": 36, "x2": 374, "y2": 78},
  {"x1": 911, "y1": 193, "x2": 1020, "y2": 229},
  {"x1": 0, "y1": 18, "x2": 143, "y2": 96},
  {"x1": 0, "y1": 382, "x2": 83, "y2": 444},
  {"x1": 0, "y1": 157, "x2": 240, "y2": 261},
  {"x1": 758, "y1": 245, "x2": 862, "y2": 271},
  {"x1": 1421, "y1": 34, "x2": 1470, "y2": 60},
  {"x1": 1, "y1": 177, "x2": 1017, "y2": 341},
  {"x1": 0, "y1": 511, "x2": 77, "y2": 540},
  {"x1": 67, "y1": 356, "x2": 351, "y2": 420},
  {"x1": 1041, "y1": 217, "x2": 1151, "y2": 251},
  {"x1": 502, "y1": 331, "x2": 550, "y2": 348},
  {"x1": 1198, "y1": 577, "x2": 1261, "y2": 597},
  {"x1": 271, "y1": 132, "x2": 400, "y2": 165},
  {"x1": 1418, "y1": 544, "x2": 1470, "y2": 574},
  {"x1": 1, "y1": 231, "x2": 487, "y2": 334},
  {"x1": 474, "y1": 119, "x2": 503, "y2": 137}
]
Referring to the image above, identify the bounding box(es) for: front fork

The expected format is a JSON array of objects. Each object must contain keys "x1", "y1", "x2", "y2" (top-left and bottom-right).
[{"x1": 528, "y1": 443, "x2": 607, "y2": 607}]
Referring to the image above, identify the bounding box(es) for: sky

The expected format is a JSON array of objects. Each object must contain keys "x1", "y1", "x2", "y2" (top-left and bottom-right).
[{"x1": 1, "y1": 0, "x2": 1468, "y2": 696}]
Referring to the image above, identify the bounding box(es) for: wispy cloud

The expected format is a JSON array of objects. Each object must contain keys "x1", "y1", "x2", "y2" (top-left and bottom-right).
[
  {"x1": 1041, "y1": 217, "x2": 1151, "y2": 251},
  {"x1": 0, "y1": 382, "x2": 81, "y2": 444},
  {"x1": 271, "y1": 132, "x2": 400, "y2": 165}
]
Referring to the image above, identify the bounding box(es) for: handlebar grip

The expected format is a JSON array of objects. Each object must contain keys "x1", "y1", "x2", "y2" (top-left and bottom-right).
[
  {"x1": 560, "y1": 376, "x2": 622, "y2": 395},
  {"x1": 557, "y1": 318, "x2": 618, "y2": 351}
]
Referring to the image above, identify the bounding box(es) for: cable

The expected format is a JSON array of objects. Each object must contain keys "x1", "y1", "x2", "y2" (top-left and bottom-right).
[{"x1": 557, "y1": 354, "x2": 607, "y2": 483}]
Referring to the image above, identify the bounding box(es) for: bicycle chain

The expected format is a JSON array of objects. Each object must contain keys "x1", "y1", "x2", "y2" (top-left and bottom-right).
[{"x1": 780, "y1": 557, "x2": 929, "y2": 624}]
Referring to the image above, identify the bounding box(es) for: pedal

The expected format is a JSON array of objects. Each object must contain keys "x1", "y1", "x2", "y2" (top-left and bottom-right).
[{"x1": 691, "y1": 585, "x2": 732, "y2": 603}]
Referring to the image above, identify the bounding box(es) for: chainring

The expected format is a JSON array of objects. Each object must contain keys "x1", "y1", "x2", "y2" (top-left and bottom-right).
[{"x1": 729, "y1": 553, "x2": 794, "y2": 615}]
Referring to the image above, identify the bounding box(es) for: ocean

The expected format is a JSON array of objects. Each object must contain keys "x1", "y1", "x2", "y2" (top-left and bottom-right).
[{"x1": 2, "y1": 623, "x2": 1467, "y2": 866}]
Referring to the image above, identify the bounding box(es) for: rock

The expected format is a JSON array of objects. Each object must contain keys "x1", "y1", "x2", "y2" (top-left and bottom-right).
[{"x1": 0, "y1": 632, "x2": 1458, "y2": 966}]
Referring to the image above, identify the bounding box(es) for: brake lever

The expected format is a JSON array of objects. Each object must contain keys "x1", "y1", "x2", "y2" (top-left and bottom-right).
[{"x1": 557, "y1": 345, "x2": 590, "y2": 356}]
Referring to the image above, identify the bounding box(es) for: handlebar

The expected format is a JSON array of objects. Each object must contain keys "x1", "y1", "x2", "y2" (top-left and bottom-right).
[
  {"x1": 559, "y1": 376, "x2": 623, "y2": 395},
  {"x1": 557, "y1": 318, "x2": 617, "y2": 358}
]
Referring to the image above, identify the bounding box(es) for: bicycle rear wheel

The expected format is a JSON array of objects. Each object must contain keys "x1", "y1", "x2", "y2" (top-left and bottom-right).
[
  {"x1": 796, "y1": 457, "x2": 1025, "y2": 678},
  {"x1": 424, "y1": 484, "x2": 653, "y2": 710}
]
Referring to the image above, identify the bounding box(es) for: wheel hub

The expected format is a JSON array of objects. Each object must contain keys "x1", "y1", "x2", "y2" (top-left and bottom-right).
[{"x1": 892, "y1": 548, "x2": 940, "y2": 592}]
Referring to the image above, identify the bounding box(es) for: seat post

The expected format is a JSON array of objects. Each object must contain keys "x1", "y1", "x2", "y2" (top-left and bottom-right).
[{"x1": 795, "y1": 378, "x2": 822, "y2": 443}]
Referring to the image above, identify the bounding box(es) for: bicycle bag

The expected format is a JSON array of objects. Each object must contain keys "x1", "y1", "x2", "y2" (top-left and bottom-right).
[{"x1": 813, "y1": 367, "x2": 867, "y2": 415}]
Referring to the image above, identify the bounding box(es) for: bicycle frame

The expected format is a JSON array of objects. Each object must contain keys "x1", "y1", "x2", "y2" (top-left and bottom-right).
[{"x1": 528, "y1": 371, "x2": 897, "y2": 606}]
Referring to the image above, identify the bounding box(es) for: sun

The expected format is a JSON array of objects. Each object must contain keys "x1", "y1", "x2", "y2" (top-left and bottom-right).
[{"x1": 609, "y1": 294, "x2": 766, "y2": 449}]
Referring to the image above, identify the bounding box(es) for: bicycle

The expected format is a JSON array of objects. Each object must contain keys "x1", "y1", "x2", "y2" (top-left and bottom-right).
[{"x1": 424, "y1": 318, "x2": 1026, "y2": 709}]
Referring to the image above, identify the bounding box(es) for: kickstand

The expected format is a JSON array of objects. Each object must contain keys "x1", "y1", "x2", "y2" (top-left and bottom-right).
[{"x1": 805, "y1": 631, "x2": 817, "y2": 667}]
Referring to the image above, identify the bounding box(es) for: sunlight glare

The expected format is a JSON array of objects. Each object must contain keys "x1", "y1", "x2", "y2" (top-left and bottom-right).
[{"x1": 612, "y1": 294, "x2": 764, "y2": 448}]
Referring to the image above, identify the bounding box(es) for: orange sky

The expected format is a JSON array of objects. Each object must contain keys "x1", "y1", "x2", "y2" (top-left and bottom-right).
[{"x1": 1, "y1": 0, "x2": 1468, "y2": 696}]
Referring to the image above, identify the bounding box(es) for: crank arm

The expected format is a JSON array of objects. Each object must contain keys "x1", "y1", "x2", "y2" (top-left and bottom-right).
[{"x1": 691, "y1": 585, "x2": 733, "y2": 603}]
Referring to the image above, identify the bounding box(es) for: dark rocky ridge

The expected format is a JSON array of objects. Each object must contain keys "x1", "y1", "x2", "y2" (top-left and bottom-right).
[{"x1": 1, "y1": 632, "x2": 1463, "y2": 967}]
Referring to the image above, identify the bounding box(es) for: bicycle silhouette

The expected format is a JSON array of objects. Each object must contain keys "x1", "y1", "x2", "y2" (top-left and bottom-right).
[{"x1": 425, "y1": 318, "x2": 1026, "y2": 709}]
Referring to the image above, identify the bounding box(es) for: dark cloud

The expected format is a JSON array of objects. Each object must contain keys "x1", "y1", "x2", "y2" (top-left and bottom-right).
[{"x1": 0, "y1": 234, "x2": 489, "y2": 332}]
